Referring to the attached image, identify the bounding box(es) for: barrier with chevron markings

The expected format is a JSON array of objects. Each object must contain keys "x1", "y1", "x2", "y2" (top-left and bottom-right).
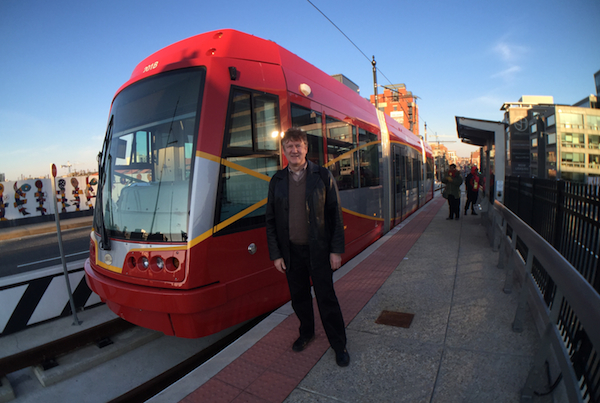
[{"x1": 0, "y1": 259, "x2": 102, "y2": 336}]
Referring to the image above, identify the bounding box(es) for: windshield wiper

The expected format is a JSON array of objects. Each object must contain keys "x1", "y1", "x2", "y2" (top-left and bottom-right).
[
  {"x1": 96, "y1": 115, "x2": 114, "y2": 251},
  {"x1": 148, "y1": 98, "x2": 180, "y2": 238}
]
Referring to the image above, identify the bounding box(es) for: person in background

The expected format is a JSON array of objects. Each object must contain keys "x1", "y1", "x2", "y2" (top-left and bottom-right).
[
  {"x1": 465, "y1": 166, "x2": 481, "y2": 215},
  {"x1": 442, "y1": 163, "x2": 463, "y2": 220},
  {"x1": 265, "y1": 127, "x2": 350, "y2": 367}
]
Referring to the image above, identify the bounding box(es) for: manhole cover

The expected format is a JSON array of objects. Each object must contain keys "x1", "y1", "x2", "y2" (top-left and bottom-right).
[{"x1": 375, "y1": 310, "x2": 414, "y2": 328}]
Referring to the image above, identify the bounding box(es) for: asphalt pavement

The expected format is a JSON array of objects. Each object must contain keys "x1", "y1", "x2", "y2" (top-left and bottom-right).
[{"x1": 0, "y1": 216, "x2": 93, "y2": 242}]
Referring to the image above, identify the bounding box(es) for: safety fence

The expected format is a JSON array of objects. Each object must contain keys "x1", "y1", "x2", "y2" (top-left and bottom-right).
[
  {"x1": 504, "y1": 176, "x2": 600, "y2": 296},
  {"x1": 490, "y1": 200, "x2": 600, "y2": 402}
]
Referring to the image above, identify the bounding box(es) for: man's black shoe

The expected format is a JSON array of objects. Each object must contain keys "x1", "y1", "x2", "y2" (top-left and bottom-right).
[
  {"x1": 292, "y1": 335, "x2": 314, "y2": 352},
  {"x1": 335, "y1": 349, "x2": 350, "y2": 367},
  {"x1": 471, "y1": 211, "x2": 478, "y2": 215}
]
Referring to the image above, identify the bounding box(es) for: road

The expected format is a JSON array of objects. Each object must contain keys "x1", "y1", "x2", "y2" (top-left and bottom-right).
[{"x1": 0, "y1": 227, "x2": 91, "y2": 277}]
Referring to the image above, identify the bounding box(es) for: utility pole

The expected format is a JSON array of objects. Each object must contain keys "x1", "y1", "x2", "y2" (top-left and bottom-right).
[
  {"x1": 372, "y1": 56, "x2": 378, "y2": 110},
  {"x1": 432, "y1": 133, "x2": 456, "y2": 181}
]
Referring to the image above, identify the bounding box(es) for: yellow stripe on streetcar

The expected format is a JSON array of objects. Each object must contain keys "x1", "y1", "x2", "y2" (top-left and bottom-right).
[
  {"x1": 196, "y1": 150, "x2": 221, "y2": 164},
  {"x1": 342, "y1": 207, "x2": 384, "y2": 221},
  {"x1": 197, "y1": 150, "x2": 271, "y2": 182},
  {"x1": 324, "y1": 141, "x2": 380, "y2": 168},
  {"x1": 186, "y1": 150, "x2": 385, "y2": 249},
  {"x1": 94, "y1": 151, "x2": 389, "y2": 268},
  {"x1": 214, "y1": 198, "x2": 267, "y2": 233}
]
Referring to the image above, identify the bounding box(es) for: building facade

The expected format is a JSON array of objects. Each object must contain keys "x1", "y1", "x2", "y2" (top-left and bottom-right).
[
  {"x1": 469, "y1": 150, "x2": 481, "y2": 169},
  {"x1": 369, "y1": 84, "x2": 419, "y2": 136},
  {"x1": 530, "y1": 105, "x2": 600, "y2": 182},
  {"x1": 502, "y1": 95, "x2": 600, "y2": 182},
  {"x1": 501, "y1": 96, "x2": 555, "y2": 177}
]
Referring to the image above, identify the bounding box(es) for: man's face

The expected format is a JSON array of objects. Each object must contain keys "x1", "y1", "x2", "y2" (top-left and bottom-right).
[{"x1": 283, "y1": 139, "x2": 308, "y2": 167}]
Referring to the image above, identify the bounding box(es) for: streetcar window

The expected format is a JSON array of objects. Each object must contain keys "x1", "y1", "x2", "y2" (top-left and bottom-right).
[
  {"x1": 358, "y1": 128, "x2": 380, "y2": 187},
  {"x1": 217, "y1": 88, "x2": 281, "y2": 234},
  {"x1": 134, "y1": 132, "x2": 149, "y2": 163},
  {"x1": 227, "y1": 92, "x2": 252, "y2": 148},
  {"x1": 254, "y1": 95, "x2": 279, "y2": 151},
  {"x1": 325, "y1": 116, "x2": 356, "y2": 190},
  {"x1": 218, "y1": 155, "x2": 279, "y2": 224},
  {"x1": 112, "y1": 131, "x2": 150, "y2": 165},
  {"x1": 116, "y1": 138, "x2": 127, "y2": 159},
  {"x1": 427, "y1": 157, "x2": 434, "y2": 180},
  {"x1": 413, "y1": 157, "x2": 420, "y2": 189},
  {"x1": 290, "y1": 104, "x2": 324, "y2": 166},
  {"x1": 405, "y1": 152, "x2": 414, "y2": 189},
  {"x1": 98, "y1": 68, "x2": 204, "y2": 242},
  {"x1": 225, "y1": 89, "x2": 280, "y2": 153}
]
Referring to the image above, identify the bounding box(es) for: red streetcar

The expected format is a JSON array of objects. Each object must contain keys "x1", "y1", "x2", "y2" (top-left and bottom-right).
[{"x1": 85, "y1": 29, "x2": 434, "y2": 338}]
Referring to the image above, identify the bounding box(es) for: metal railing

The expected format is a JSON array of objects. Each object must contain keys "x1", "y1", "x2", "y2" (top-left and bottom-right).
[
  {"x1": 504, "y1": 177, "x2": 600, "y2": 296},
  {"x1": 491, "y1": 200, "x2": 600, "y2": 402}
]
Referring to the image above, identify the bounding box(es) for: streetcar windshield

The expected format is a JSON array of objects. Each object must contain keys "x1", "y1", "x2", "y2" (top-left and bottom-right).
[{"x1": 97, "y1": 68, "x2": 205, "y2": 242}]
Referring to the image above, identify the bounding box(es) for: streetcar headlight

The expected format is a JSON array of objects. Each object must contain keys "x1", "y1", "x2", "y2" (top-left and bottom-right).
[
  {"x1": 166, "y1": 257, "x2": 180, "y2": 272},
  {"x1": 156, "y1": 257, "x2": 164, "y2": 269},
  {"x1": 125, "y1": 251, "x2": 183, "y2": 278},
  {"x1": 150, "y1": 256, "x2": 165, "y2": 273}
]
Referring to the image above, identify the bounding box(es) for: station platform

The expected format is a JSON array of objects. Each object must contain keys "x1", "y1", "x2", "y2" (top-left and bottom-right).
[
  {"x1": 1, "y1": 194, "x2": 549, "y2": 402},
  {"x1": 148, "y1": 194, "x2": 545, "y2": 403}
]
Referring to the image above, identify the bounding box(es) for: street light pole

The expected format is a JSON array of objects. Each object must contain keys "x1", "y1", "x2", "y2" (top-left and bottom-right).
[
  {"x1": 51, "y1": 163, "x2": 82, "y2": 326},
  {"x1": 372, "y1": 56, "x2": 378, "y2": 110}
]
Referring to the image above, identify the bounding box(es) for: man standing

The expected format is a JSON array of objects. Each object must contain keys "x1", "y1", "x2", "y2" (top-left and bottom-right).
[
  {"x1": 442, "y1": 163, "x2": 463, "y2": 220},
  {"x1": 266, "y1": 128, "x2": 349, "y2": 367}
]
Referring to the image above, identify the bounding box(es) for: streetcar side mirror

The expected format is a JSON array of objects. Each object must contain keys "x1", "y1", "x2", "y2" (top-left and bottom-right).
[{"x1": 116, "y1": 138, "x2": 127, "y2": 159}]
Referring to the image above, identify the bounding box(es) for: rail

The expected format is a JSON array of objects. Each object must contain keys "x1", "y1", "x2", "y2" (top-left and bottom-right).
[
  {"x1": 491, "y1": 200, "x2": 600, "y2": 402},
  {"x1": 0, "y1": 318, "x2": 134, "y2": 377}
]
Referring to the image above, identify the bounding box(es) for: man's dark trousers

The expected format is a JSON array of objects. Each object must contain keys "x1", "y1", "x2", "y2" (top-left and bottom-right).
[
  {"x1": 286, "y1": 243, "x2": 346, "y2": 352},
  {"x1": 448, "y1": 195, "x2": 461, "y2": 218}
]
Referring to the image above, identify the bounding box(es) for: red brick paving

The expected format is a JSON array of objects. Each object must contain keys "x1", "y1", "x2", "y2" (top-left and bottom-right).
[{"x1": 180, "y1": 198, "x2": 445, "y2": 402}]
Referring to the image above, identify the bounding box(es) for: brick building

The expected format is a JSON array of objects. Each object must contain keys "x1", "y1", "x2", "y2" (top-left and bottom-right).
[{"x1": 370, "y1": 84, "x2": 419, "y2": 136}]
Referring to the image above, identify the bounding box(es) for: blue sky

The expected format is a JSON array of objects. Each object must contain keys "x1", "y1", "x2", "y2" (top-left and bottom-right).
[{"x1": 1, "y1": 0, "x2": 598, "y2": 181}]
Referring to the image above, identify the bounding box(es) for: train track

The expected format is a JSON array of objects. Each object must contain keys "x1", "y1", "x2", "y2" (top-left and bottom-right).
[
  {"x1": 1, "y1": 313, "x2": 268, "y2": 403},
  {"x1": 108, "y1": 314, "x2": 268, "y2": 403},
  {"x1": 0, "y1": 319, "x2": 134, "y2": 379}
]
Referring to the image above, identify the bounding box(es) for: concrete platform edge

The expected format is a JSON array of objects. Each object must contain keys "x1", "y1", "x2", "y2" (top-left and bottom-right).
[{"x1": 147, "y1": 201, "x2": 435, "y2": 403}]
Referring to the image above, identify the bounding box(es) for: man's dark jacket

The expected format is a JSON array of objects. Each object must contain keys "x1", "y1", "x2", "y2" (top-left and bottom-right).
[{"x1": 266, "y1": 160, "x2": 345, "y2": 270}]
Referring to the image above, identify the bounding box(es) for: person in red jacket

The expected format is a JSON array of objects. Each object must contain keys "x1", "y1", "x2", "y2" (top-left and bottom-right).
[{"x1": 465, "y1": 166, "x2": 481, "y2": 215}]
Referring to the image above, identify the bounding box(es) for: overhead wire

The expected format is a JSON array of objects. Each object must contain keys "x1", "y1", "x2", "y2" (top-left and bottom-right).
[
  {"x1": 306, "y1": 0, "x2": 428, "y2": 138},
  {"x1": 305, "y1": 0, "x2": 395, "y2": 88}
]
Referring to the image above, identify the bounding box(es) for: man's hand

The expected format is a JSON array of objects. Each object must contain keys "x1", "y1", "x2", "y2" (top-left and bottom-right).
[
  {"x1": 274, "y1": 258, "x2": 286, "y2": 273},
  {"x1": 330, "y1": 253, "x2": 342, "y2": 271}
]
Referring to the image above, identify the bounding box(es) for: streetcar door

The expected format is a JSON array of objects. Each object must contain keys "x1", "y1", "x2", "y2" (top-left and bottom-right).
[
  {"x1": 392, "y1": 144, "x2": 404, "y2": 224},
  {"x1": 403, "y1": 151, "x2": 413, "y2": 213}
]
